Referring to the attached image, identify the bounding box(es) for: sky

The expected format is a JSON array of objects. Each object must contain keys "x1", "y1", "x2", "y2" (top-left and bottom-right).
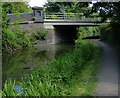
[
  {"x1": 28, "y1": 0, "x2": 96, "y2": 7},
  {"x1": 28, "y1": 0, "x2": 47, "y2": 7}
]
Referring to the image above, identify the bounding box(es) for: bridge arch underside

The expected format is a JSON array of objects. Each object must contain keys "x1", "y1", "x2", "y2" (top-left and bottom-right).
[
  {"x1": 49, "y1": 24, "x2": 100, "y2": 44},
  {"x1": 53, "y1": 25, "x2": 78, "y2": 43}
]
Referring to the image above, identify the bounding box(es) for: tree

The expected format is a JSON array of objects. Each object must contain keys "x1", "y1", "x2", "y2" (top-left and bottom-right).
[
  {"x1": 1, "y1": 2, "x2": 33, "y2": 52},
  {"x1": 89, "y1": 2, "x2": 120, "y2": 23},
  {"x1": 2, "y1": 2, "x2": 32, "y2": 14},
  {"x1": 89, "y1": 1, "x2": 120, "y2": 44},
  {"x1": 2, "y1": 2, "x2": 32, "y2": 28},
  {"x1": 44, "y1": 2, "x2": 90, "y2": 13}
]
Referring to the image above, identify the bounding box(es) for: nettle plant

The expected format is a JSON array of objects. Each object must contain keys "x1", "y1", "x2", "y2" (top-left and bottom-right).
[{"x1": 33, "y1": 29, "x2": 48, "y2": 41}]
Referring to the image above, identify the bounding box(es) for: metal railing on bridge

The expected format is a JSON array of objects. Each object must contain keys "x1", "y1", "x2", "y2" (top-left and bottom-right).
[{"x1": 44, "y1": 13, "x2": 101, "y2": 21}]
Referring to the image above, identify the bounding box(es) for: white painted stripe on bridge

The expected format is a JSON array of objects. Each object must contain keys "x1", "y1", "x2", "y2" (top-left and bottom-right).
[
  {"x1": 44, "y1": 23, "x2": 102, "y2": 29},
  {"x1": 44, "y1": 22, "x2": 102, "y2": 26}
]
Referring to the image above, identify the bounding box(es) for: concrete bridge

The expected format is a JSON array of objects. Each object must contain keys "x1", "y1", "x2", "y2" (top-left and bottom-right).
[
  {"x1": 42, "y1": 13, "x2": 102, "y2": 44},
  {"x1": 8, "y1": 7, "x2": 104, "y2": 44},
  {"x1": 36, "y1": 12, "x2": 102, "y2": 29}
]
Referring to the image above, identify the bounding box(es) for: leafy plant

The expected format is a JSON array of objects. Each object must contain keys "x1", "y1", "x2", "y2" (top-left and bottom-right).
[
  {"x1": 77, "y1": 27, "x2": 100, "y2": 40},
  {"x1": 32, "y1": 29, "x2": 48, "y2": 40},
  {"x1": 2, "y1": 40, "x2": 101, "y2": 96},
  {"x1": 2, "y1": 80, "x2": 22, "y2": 96},
  {"x1": 2, "y1": 27, "x2": 34, "y2": 53}
]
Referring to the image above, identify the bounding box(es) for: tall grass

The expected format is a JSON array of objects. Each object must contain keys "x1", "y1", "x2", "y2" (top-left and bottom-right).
[
  {"x1": 2, "y1": 40, "x2": 101, "y2": 96},
  {"x1": 1, "y1": 80, "x2": 21, "y2": 96}
]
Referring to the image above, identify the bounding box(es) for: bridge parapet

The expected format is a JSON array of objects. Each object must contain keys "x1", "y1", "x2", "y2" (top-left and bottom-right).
[{"x1": 44, "y1": 13, "x2": 101, "y2": 21}]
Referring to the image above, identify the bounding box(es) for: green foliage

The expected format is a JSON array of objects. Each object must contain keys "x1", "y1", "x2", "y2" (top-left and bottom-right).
[
  {"x1": 89, "y1": 2, "x2": 120, "y2": 44},
  {"x1": 2, "y1": 46, "x2": 52, "y2": 83},
  {"x1": 44, "y1": 2, "x2": 89, "y2": 13},
  {"x1": 2, "y1": 2, "x2": 32, "y2": 14},
  {"x1": 2, "y1": 28, "x2": 32, "y2": 53},
  {"x1": 44, "y1": 2, "x2": 99, "y2": 19},
  {"x1": 99, "y1": 22, "x2": 119, "y2": 44},
  {"x1": 1, "y1": 2, "x2": 36, "y2": 53},
  {"x1": 32, "y1": 29, "x2": 48, "y2": 40},
  {"x1": 90, "y1": 2, "x2": 120, "y2": 23},
  {"x1": 77, "y1": 27, "x2": 100, "y2": 39},
  {"x1": 99, "y1": 23, "x2": 111, "y2": 34},
  {"x1": 1, "y1": 80, "x2": 21, "y2": 96},
  {"x1": 2, "y1": 27, "x2": 48, "y2": 53},
  {"x1": 2, "y1": 40, "x2": 101, "y2": 96},
  {"x1": 2, "y1": 2, "x2": 32, "y2": 29}
]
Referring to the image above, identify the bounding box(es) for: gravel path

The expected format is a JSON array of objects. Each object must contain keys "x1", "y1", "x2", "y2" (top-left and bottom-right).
[{"x1": 93, "y1": 40, "x2": 118, "y2": 96}]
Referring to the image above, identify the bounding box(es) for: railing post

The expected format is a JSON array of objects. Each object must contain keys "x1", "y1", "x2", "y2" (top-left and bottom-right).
[
  {"x1": 44, "y1": 13, "x2": 46, "y2": 19},
  {"x1": 64, "y1": 13, "x2": 65, "y2": 19},
  {"x1": 43, "y1": 13, "x2": 100, "y2": 22},
  {"x1": 63, "y1": 13, "x2": 68, "y2": 20}
]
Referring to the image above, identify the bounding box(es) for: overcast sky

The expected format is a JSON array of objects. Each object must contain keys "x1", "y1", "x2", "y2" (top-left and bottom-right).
[
  {"x1": 28, "y1": 0, "x2": 47, "y2": 7},
  {"x1": 28, "y1": 0, "x2": 96, "y2": 7}
]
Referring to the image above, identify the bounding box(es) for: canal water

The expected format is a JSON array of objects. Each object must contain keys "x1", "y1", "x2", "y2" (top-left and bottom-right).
[{"x1": 2, "y1": 42, "x2": 74, "y2": 83}]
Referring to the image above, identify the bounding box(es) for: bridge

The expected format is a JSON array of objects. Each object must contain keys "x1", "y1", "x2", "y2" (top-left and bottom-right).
[
  {"x1": 40, "y1": 13, "x2": 103, "y2": 44},
  {"x1": 8, "y1": 7, "x2": 105, "y2": 44},
  {"x1": 42, "y1": 13, "x2": 102, "y2": 29},
  {"x1": 8, "y1": 8, "x2": 103, "y2": 27}
]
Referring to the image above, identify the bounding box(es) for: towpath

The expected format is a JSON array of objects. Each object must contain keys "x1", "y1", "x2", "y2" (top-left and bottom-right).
[{"x1": 93, "y1": 40, "x2": 118, "y2": 96}]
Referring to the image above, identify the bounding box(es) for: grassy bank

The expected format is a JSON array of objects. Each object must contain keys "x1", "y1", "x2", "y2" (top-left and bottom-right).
[
  {"x1": 2, "y1": 27, "x2": 48, "y2": 53},
  {"x1": 1, "y1": 40, "x2": 101, "y2": 96}
]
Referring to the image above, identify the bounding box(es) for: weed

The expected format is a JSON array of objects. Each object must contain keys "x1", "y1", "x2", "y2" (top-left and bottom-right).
[{"x1": 2, "y1": 40, "x2": 101, "y2": 96}]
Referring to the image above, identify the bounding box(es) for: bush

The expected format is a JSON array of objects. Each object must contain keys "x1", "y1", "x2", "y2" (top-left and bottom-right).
[
  {"x1": 32, "y1": 29, "x2": 48, "y2": 41},
  {"x1": 77, "y1": 27, "x2": 100, "y2": 40},
  {"x1": 98, "y1": 23, "x2": 111, "y2": 41},
  {"x1": 2, "y1": 40, "x2": 101, "y2": 96},
  {"x1": 2, "y1": 28, "x2": 33, "y2": 53},
  {"x1": 2, "y1": 28, "x2": 48, "y2": 53}
]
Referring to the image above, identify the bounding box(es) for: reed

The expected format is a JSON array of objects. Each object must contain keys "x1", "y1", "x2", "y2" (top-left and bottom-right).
[{"x1": 2, "y1": 40, "x2": 101, "y2": 96}]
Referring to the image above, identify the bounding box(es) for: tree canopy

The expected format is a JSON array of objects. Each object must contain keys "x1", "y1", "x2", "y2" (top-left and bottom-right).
[
  {"x1": 1, "y1": 2, "x2": 32, "y2": 28},
  {"x1": 2, "y1": 2, "x2": 32, "y2": 14},
  {"x1": 90, "y1": 2, "x2": 120, "y2": 23},
  {"x1": 44, "y1": 1, "x2": 120, "y2": 24},
  {"x1": 44, "y1": 2, "x2": 90, "y2": 13}
]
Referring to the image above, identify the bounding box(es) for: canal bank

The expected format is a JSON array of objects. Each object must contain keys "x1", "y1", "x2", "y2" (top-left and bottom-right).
[
  {"x1": 2, "y1": 40, "x2": 101, "y2": 96},
  {"x1": 2, "y1": 42, "x2": 74, "y2": 84}
]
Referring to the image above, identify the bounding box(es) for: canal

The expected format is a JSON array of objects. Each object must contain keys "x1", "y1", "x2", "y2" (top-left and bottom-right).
[{"x1": 2, "y1": 42, "x2": 75, "y2": 84}]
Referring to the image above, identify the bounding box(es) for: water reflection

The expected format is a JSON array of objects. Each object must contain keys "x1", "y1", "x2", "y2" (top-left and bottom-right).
[{"x1": 2, "y1": 42, "x2": 74, "y2": 83}]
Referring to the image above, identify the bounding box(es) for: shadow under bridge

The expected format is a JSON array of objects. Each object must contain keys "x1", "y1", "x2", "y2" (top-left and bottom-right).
[{"x1": 53, "y1": 25, "x2": 79, "y2": 43}]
